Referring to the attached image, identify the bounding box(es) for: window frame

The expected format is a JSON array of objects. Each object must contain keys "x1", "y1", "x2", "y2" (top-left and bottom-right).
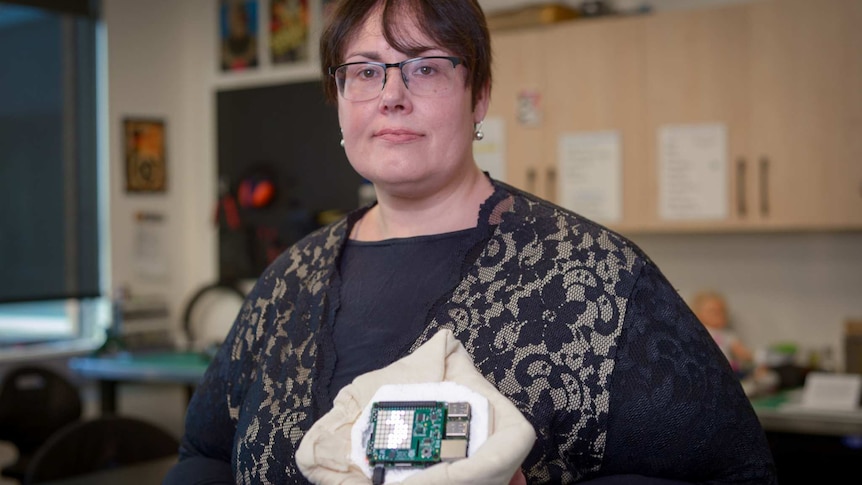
[{"x1": 0, "y1": 0, "x2": 109, "y2": 358}]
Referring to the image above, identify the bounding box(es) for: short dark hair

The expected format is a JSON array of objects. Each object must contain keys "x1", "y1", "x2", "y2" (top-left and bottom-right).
[{"x1": 320, "y1": 0, "x2": 492, "y2": 108}]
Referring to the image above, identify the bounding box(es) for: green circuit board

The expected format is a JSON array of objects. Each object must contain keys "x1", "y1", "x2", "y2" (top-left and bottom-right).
[{"x1": 366, "y1": 400, "x2": 471, "y2": 468}]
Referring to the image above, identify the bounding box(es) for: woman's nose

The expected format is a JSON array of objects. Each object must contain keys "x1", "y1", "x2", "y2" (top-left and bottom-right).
[{"x1": 379, "y1": 67, "x2": 410, "y2": 108}]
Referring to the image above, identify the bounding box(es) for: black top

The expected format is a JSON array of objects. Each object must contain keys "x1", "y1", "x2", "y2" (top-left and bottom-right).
[{"x1": 329, "y1": 227, "x2": 482, "y2": 402}]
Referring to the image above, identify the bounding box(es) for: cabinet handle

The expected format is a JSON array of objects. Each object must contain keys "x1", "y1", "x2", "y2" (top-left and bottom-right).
[
  {"x1": 759, "y1": 156, "x2": 770, "y2": 217},
  {"x1": 736, "y1": 157, "x2": 747, "y2": 217},
  {"x1": 526, "y1": 168, "x2": 537, "y2": 193},
  {"x1": 546, "y1": 167, "x2": 557, "y2": 202}
]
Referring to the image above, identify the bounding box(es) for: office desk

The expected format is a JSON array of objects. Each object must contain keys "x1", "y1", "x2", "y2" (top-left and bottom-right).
[
  {"x1": 751, "y1": 389, "x2": 862, "y2": 484},
  {"x1": 68, "y1": 351, "x2": 210, "y2": 414},
  {"x1": 40, "y1": 455, "x2": 178, "y2": 485},
  {"x1": 751, "y1": 389, "x2": 862, "y2": 436}
]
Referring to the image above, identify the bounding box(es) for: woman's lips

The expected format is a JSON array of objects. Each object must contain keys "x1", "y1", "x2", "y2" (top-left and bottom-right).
[{"x1": 374, "y1": 129, "x2": 422, "y2": 143}]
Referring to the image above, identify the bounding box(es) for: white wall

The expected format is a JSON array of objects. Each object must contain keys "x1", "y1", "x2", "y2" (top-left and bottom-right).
[
  {"x1": 105, "y1": 0, "x2": 219, "y2": 335},
  {"x1": 104, "y1": 0, "x2": 862, "y2": 368},
  {"x1": 631, "y1": 232, "x2": 862, "y2": 367}
]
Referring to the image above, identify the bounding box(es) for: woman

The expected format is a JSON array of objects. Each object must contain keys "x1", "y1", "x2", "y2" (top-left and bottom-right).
[{"x1": 165, "y1": 1, "x2": 777, "y2": 483}]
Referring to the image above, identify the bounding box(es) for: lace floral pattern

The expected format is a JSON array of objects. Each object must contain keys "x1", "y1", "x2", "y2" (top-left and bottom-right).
[
  {"x1": 181, "y1": 181, "x2": 775, "y2": 484},
  {"x1": 410, "y1": 195, "x2": 640, "y2": 482}
]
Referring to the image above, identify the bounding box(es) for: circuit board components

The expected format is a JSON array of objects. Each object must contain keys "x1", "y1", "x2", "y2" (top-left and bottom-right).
[{"x1": 366, "y1": 400, "x2": 472, "y2": 468}]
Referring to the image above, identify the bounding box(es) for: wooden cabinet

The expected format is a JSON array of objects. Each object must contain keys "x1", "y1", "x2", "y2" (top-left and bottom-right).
[
  {"x1": 641, "y1": 0, "x2": 862, "y2": 231},
  {"x1": 642, "y1": 5, "x2": 753, "y2": 231},
  {"x1": 486, "y1": 0, "x2": 862, "y2": 232},
  {"x1": 748, "y1": 0, "x2": 862, "y2": 229},
  {"x1": 488, "y1": 17, "x2": 648, "y2": 229},
  {"x1": 486, "y1": 28, "x2": 547, "y2": 195},
  {"x1": 544, "y1": 17, "x2": 648, "y2": 230}
]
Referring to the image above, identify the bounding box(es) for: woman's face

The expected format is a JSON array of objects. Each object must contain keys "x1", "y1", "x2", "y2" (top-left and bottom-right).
[{"x1": 336, "y1": 8, "x2": 489, "y2": 200}]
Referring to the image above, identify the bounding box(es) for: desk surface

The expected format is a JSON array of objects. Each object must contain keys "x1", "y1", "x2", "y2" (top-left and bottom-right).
[
  {"x1": 68, "y1": 351, "x2": 210, "y2": 384},
  {"x1": 40, "y1": 456, "x2": 178, "y2": 485},
  {"x1": 751, "y1": 389, "x2": 862, "y2": 436}
]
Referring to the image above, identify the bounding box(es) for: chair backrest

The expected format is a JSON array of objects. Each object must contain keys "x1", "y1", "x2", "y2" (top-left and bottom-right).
[
  {"x1": 0, "y1": 365, "x2": 83, "y2": 454},
  {"x1": 24, "y1": 415, "x2": 180, "y2": 484},
  {"x1": 181, "y1": 281, "x2": 245, "y2": 352}
]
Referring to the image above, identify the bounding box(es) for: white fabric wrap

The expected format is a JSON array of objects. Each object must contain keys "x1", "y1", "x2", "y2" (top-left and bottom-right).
[{"x1": 295, "y1": 329, "x2": 537, "y2": 485}]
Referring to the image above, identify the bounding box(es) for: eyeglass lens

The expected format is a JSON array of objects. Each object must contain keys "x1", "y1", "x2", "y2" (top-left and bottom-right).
[{"x1": 335, "y1": 57, "x2": 459, "y2": 101}]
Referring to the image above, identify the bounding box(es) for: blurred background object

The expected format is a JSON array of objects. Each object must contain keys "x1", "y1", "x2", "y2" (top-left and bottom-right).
[
  {"x1": 845, "y1": 319, "x2": 862, "y2": 375},
  {"x1": 24, "y1": 415, "x2": 179, "y2": 484},
  {"x1": 0, "y1": 366, "x2": 83, "y2": 482}
]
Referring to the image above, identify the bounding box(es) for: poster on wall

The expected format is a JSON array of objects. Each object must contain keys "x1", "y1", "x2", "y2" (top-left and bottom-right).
[
  {"x1": 269, "y1": 0, "x2": 309, "y2": 65},
  {"x1": 124, "y1": 118, "x2": 167, "y2": 193},
  {"x1": 220, "y1": 0, "x2": 259, "y2": 71},
  {"x1": 133, "y1": 211, "x2": 169, "y2": 281}
]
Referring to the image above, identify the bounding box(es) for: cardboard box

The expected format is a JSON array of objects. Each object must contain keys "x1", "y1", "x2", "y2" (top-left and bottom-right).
[{"x1": 486, "y1": 3, "x2": 580, "y2": 31}]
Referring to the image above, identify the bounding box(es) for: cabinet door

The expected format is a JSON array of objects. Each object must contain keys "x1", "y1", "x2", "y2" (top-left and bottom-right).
[
  {"x1": 849, "y1": 0, "x2": 862, "y2": 226},
  {"x1": 749, "y1": 0, "x2": 862, "y2": 229},
  {"x1": 544, "y1": 16, "x2": 648, "y2": 230},
  {"x1": 486, "y1": 28, "x2": 547, "y2": 194},
  {"x1": 643, "y1": 5, "x2": 752, "y2": 231}
]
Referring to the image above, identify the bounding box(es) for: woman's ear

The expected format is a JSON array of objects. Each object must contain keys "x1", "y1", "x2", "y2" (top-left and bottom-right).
[{"x1": 473, "y1": 81, "x2": 491, "y2": 122}]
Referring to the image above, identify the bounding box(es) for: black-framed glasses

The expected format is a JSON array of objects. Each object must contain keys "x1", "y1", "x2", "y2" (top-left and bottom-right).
[{"x1": 329, "y1": 56, "x2": 464, "y2": 101}]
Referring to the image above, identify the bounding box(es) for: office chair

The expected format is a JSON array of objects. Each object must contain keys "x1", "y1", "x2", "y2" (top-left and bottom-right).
[
  {"x1": 24, "y1": 415, "x2": 180, "y2": 484},
  {"x1": 0, "y1": 365, "x2": 83, "y2": 481}
]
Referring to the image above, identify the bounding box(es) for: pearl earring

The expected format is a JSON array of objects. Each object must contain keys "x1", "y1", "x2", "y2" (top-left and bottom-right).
[
  {"x1": 473, "y1": 120, "x2": 484, "y2": 141},
  {"x1": 340, "y1": 128, "x2": 345, "y2": 148}
]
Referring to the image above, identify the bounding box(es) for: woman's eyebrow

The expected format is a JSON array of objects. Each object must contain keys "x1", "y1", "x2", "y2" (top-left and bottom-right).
[{"x1": 344, "y1": 50, "x2": 384, "y2": 62}]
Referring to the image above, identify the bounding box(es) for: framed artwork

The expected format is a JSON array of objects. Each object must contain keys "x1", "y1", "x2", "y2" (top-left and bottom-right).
[
  {"x1": 124, "y1": 118, "x2": 167, "y2": 193},
  {"x1": 220, "y1": 0, "x2": 259, "y2": 71},
  {"x1": 269, "y1": 0, "x2": 309, "y2": 65}
]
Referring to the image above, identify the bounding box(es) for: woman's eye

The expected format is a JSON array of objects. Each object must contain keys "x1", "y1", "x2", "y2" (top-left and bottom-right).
[{"x1": 412, "y1": 64, "x2": 437, "y2": 77}]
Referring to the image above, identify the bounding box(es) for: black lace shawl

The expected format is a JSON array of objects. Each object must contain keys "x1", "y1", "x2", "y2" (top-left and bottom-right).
[{"x1": 173, "y1": 179, "x2": 777, "y2": 484}]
